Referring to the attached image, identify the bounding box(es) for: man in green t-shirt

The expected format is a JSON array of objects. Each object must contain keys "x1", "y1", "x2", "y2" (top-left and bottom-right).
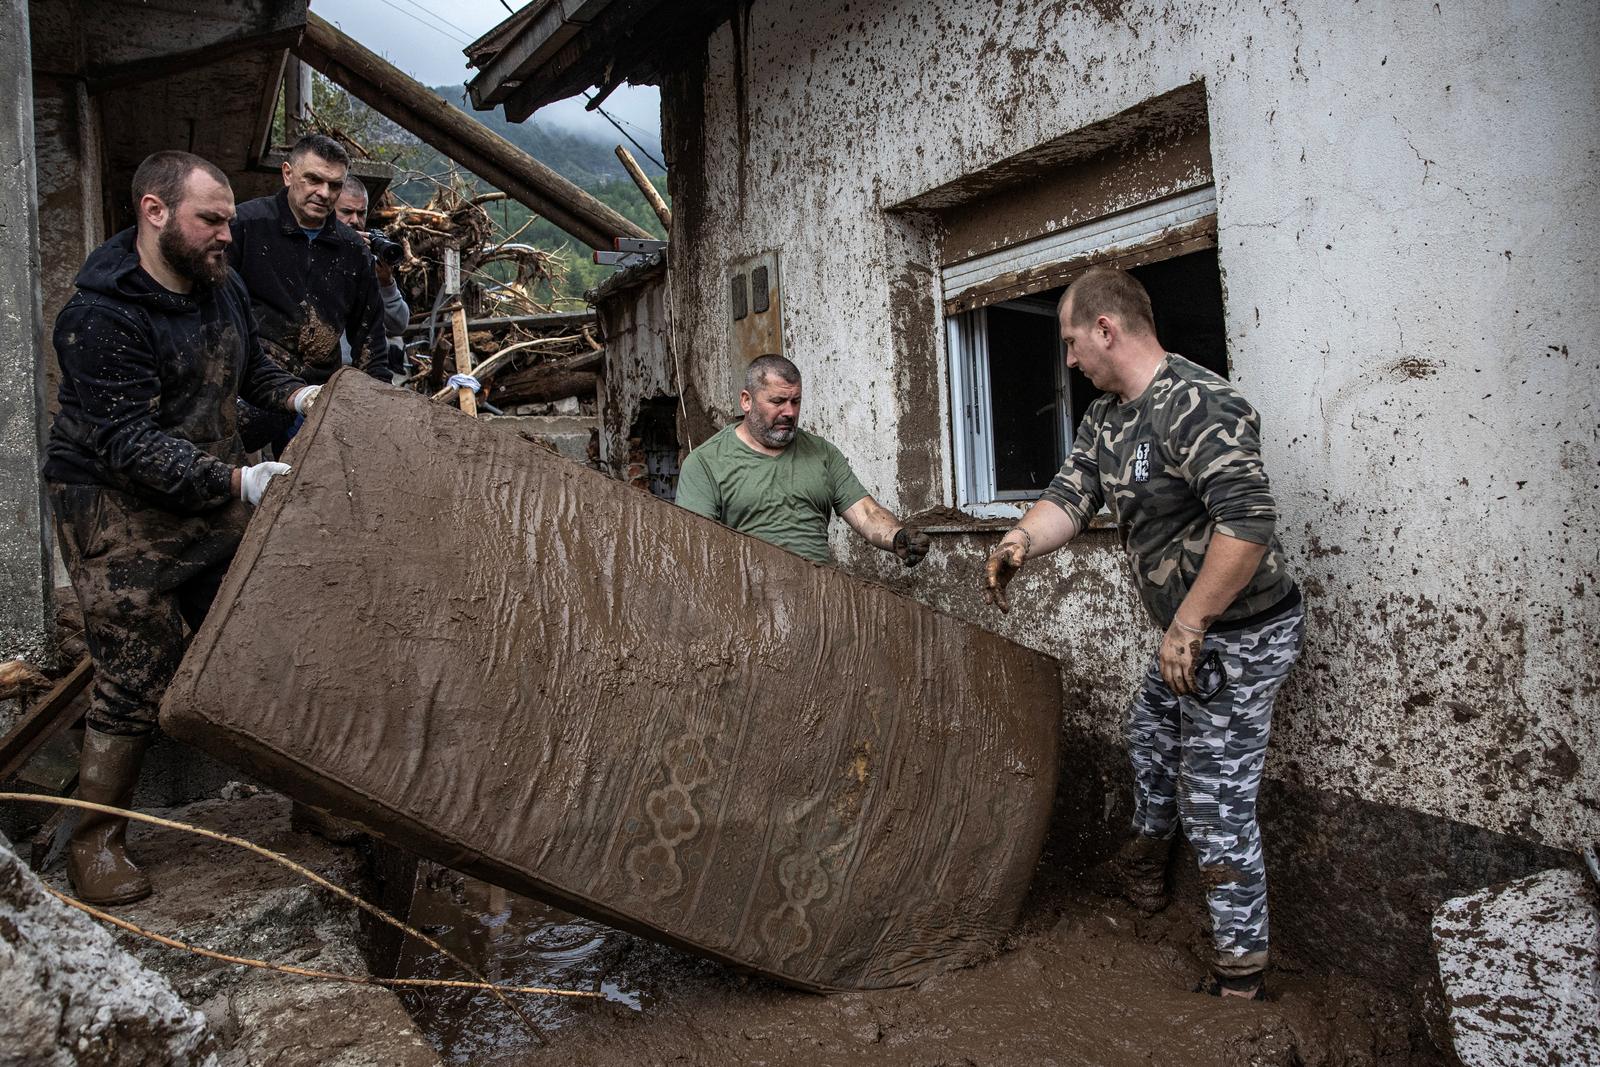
[
  {"x1": 980, "y1": 268, "x2": 1304, "y2": 1003},
  {"x1": 675, "y1": 355, "x2": 930, "y2": 567}
]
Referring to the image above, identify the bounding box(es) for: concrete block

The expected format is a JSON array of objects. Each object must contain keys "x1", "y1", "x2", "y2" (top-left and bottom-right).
[
  {"x1": 1432, "y1": 867, "x2": 1600, "y2": 1065},
  {"x1": 1, "y1": 836, "x2": 215, "y2": 1066}
]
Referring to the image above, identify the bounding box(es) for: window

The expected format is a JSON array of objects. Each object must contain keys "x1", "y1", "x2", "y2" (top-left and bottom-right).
[{"x1": 945, "y1": 190, "x2": 1228, "y2": 517}]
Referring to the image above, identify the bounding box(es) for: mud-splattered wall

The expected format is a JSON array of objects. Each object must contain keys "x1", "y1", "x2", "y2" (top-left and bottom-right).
[{"x1": 660, "y1": 0, "x2": 1599, "y2": 859}]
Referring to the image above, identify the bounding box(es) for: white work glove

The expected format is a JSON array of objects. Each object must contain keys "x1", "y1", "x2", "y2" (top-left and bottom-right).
[
  {"x1": 239, "y1": 461, "x2": 291, "y2": 506},
  {"x1": 291, "y1": 385, "x2": 322, "y2": 415},
  {"x1": 446, "y1": 374, "x2": 481, "y2": 394}
]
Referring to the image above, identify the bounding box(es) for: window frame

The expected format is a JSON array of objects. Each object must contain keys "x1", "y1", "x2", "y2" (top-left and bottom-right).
[
  {"x1": 941, "y1": 187, "x2": 1220, "y2": 517},
  {"x1": 948, "y1": 300, "x2": 1072, "y2": 518}
]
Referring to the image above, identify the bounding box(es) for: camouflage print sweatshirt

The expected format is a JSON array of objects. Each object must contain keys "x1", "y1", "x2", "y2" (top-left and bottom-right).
[{"x1": 1039, "y1": 354, "x2": 1296, "y2": 630}]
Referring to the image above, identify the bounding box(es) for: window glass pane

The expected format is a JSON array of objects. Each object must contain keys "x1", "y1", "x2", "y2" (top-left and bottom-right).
[{"x1": 985, "y1": 306, "x2": 1061, "y2": 494}]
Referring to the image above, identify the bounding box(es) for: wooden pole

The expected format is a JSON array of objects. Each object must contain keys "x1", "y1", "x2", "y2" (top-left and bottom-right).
[
  {"x1": 451, "y1": 306, "x2": 477, "y2": 418},
  {"x1": 294, "y1": 13, "x2": 649, "y2": 251},
  {"x1": 615, "y1": 145, "x2": 671, "y2": 232}
]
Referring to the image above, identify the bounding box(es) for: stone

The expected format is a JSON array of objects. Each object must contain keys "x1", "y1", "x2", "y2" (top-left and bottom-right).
[
  {"x1": 39, "y1": 792, "x2": 442, "y2": 1067},
  {"x1": 1432, "y1": 867, "x2": 1600, "y2": 1065},
  {"x1": 0, "y1": 832, "x2": 215, "y2": 1067}
]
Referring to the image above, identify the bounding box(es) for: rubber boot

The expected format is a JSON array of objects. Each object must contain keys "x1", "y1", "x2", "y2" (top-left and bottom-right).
[
  {"x1": 290, "y1": 801, "x2": 366, "y2": 844},
  {"x1": 67, "y1": 728, "x2": 153, "y2": 906},
  {"x1": 1116, "y1": 832, "x2": 1175, "y2": 914}
]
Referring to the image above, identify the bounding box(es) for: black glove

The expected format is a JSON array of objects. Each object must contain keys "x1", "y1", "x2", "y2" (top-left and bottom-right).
[{"x1": 892, "y1": 527, "x2": 931, "y2": 567}]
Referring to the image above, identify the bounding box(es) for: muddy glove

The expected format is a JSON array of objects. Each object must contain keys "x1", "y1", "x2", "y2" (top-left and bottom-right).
[
  {"x1": 291, "y1": 385, "x2": 322, "y2": 415},
  {"x1": 892, "y1": 527, "x2": 931, "y2": 567},
  {"x1": 982, "y1": 537, "x2": 1028, "y2": 613},
  {"x1": 239, "y1": 461, "x2": 291, "y2": 506}
]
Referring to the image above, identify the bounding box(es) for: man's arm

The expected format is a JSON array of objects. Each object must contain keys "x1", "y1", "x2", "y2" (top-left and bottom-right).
[
  {"x1": 379, "y1": 278, "x2": 410, "y2": 340},
  {"x1": 345, "y1": 256, "x2": 391, "y2": 382},
  {"x1": 1159, "y1": 533, "x2": 1268, "y2": 695},
  {"x1": 233, "y1": 277, "x2": 309, "y2": 415},
  {"x1": 1158, "y1": 381, "x2": 1281, "y2": 694},
  {"x1": 840, "y1": 495, "x2": 930, "y2": 566},
  {"x1": 983, "y1": 411, "x2": 1104, "y2": 611}
]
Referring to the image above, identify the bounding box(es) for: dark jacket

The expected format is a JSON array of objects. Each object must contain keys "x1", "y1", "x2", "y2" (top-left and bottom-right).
[
  {"x1": 228, "y1": 188, "x2": 388, "y2": 384},
  {"x1": 44, "y1": 228, "x2": 304, "y2": 512}
]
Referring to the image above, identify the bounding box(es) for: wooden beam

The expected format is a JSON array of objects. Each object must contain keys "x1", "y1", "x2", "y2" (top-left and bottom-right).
[
  {"x1": 294, "y1": 12, "x2": 649, "y2": 251},
  {"x1": 0, "y1": 658, "x2": 92, "y2": 783},
  {"x1": 615, "y1": 145, "x2": 671, "y2": 231}
]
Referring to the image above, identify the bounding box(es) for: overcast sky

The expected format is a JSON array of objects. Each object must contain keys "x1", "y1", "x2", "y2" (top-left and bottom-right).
[{"x1": 309, "y1": 0, "x2": 662, "y2": 139}]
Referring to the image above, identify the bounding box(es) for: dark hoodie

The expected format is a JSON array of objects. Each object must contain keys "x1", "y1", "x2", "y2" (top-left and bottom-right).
[
  {"x1": 44, "y1": 228, "x2": 304, "y2": 512},
  {"x1": 228, "y1": 188, "x2": 388, "y2": 384}
]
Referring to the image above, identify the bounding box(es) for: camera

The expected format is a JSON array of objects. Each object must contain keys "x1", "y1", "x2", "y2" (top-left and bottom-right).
[{"x1": 367, "y1": 229, "x2": 404, "y2": 266}]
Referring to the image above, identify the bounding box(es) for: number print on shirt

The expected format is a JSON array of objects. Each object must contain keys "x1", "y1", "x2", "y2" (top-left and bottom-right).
[{"x1": 1132, "y1": 442, "x2": 1151, "y2": 483}]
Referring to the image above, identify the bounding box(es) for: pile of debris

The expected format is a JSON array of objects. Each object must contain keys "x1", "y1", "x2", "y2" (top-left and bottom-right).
[{"x1": 371, "y1": 174, "x2": 602, "y2": 416}]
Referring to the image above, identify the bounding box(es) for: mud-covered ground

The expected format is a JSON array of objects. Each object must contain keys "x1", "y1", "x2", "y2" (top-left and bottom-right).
[{"x1": 398, "y1": 857, "x2": 1442, "y2": 1067}]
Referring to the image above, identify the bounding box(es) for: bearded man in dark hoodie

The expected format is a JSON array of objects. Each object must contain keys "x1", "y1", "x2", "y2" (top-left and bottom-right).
[{"x1": 45, "y1": 151, "x2": 317, "y2": 905}]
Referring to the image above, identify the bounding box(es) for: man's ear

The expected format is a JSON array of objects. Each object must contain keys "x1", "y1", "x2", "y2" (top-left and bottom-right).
[
  {"x1": 281, "y1": 160, "x2": 293, "y2": 187},
  {"x1": 1097, "y1": 314, "x2": 1117, "y2": 344},
  {"x1": 739, "y1": 389, "x2": 752, "y2": 412},
  {"x1": 139, "y1": 193, "x2": 168, "y2": 230}
]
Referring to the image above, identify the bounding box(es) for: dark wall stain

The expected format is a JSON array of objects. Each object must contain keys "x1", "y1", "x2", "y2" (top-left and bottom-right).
[{"x1": 888, "y1": 253, "x2": 942, "y2": 512}]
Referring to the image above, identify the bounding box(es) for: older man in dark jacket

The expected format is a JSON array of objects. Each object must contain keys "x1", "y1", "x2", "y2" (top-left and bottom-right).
[
  {"x1": 46, "y1": 150, "x2": 313, "y2": 905},
  {"x1": 230, "y1": 132, "x2": 388, "y2": 451}
]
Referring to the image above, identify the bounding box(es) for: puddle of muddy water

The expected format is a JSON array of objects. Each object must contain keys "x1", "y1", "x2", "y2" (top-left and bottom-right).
[{"x1": 393, "y1": 866, "x2": 649, "y2": 1064}]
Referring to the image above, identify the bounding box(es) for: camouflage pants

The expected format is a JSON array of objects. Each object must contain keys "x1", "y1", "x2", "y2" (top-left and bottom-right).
[
  {"x1": 50, "y1": 484, "x2": 250, "y2": 737},
  {"x1": 1125, "y1": 605, "x2": 1305, "y2": 974}
]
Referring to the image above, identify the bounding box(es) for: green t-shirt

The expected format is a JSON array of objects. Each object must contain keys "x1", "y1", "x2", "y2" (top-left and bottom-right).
[{"x1": 675, "y1": 424, "x2": 869, "y2": 564}]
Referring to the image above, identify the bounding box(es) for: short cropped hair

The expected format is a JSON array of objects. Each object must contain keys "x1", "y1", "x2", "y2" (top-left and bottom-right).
[
  {"x1": 1061, "y1": 267, "x2": 1156, "y2": 336},
  {"x1": 340, "y1": 175, "x2": 368, "y2": 201},
  {"x1": 744, "y1": 354, "x2": 801, "y2": 394},
  {"x1": 287, "y1": 132, "x2": 350, "y2": 169},
  {"x1": 131, "y1": 151, "x2": 229, "y2": 210}
]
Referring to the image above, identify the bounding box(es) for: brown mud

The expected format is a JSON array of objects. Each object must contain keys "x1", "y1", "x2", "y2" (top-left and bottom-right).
[{"x1": 397, "y1": 857, "x2": 1435, "y2": 1067}]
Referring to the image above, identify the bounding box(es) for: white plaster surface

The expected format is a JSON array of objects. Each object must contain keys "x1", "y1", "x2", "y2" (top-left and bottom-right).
[
  {"x1": 666, "y1": 0, "x2": 1600, "y2": 849},
  {"x1": 1432, "y1": 868, "x2": 1600, "y2": 1066}
]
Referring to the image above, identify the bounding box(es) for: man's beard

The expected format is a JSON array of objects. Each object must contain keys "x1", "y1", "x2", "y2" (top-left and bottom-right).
[
  {"x1": 747, "y1": 408, "x2": 797, "y2": 449},
  {"x1": 158, "y1": 220, "x2": 228, "y2": 289}
]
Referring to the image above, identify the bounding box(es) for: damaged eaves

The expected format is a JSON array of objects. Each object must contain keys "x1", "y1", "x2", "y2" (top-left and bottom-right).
[{"x1": 465, "y1": 0, "x2": 736, "y2": 124}]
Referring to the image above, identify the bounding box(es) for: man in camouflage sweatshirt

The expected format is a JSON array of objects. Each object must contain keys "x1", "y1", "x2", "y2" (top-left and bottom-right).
[{"x1": 982, "y1": 267, "x2": 1304, "y2": 1000}]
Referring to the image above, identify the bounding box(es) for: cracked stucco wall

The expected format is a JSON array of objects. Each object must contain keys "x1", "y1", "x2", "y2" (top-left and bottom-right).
[
  {"x1": 0, "y1": 1, "x2": 53, "y2": 674},
  {"x1": 662, "y1": 0, "x2": 1599, "y2": 851}
]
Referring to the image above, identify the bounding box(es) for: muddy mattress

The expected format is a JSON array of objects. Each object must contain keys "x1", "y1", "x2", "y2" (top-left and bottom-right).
[{"x1": 160, "y1": 370, "x2": 1062, "y2": 991}]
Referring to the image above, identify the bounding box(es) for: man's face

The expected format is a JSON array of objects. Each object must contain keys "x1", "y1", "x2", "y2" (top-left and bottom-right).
[
  {"x1": 740, "y1": 374, "x2": 801, "y2": 449},
  {"x1": 282, "y1": 152, "x2": 347, "y2": 227},
  {"x1": 1060, "y1": 295, "x2": 1115, "y2": 392},
  {"x1": 334, "y1": 189, "x2": 368, "y2": 230},
  {"x1": 153, "y1": 171, "x2": 235, "y2": 289}
]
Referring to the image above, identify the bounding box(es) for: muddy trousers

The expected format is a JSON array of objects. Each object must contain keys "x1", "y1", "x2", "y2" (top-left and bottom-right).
[
  {"x1": 1125, "y1": 606, "x2": 1305, "y2": 975},
  {"x1": 50, "y1": 484, "x2": 250, "y2": 738}
]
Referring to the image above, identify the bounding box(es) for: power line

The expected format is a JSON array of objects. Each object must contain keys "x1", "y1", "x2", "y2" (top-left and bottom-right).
[
  {"x1": 390, "y1": 0, "x2": 475, "y2": 41},
  {"x1": 370, "y1": 0, "x2": 470, "y2": 45},
  {"x1": 584, "y1": 91, "x2": 667, "y2": 172}
]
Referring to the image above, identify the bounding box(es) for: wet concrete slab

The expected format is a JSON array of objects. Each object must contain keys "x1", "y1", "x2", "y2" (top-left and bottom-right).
[{"x1": 1432, "y1": 867, "x2": 1600, "y2": 1066}]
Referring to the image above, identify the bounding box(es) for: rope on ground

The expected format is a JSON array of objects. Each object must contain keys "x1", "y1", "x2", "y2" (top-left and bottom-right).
[
  {"x1": 0, "y1": 794, "x2": 604, "y2": 1040},
  {"x1": 39, "y1": 884, "x2": 600, "y2": 1000}
]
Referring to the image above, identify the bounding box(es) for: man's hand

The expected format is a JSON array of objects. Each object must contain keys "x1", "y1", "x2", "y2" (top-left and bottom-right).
[
  {"x1": 1159, "y1": 620, "x2": 1204, "y2": 697},
  {"x1": 982, "y1": 539, "x2": 1028, "y2": 613},
  {"x1": 239, "y1": 461, "x2": 291, "y2": 506},
  {"x1": 892, "y1": 527, "x2": 931, "y2": 567},
  {"x1": 291, "y1": 385, "x2": 322, "y2": 415}
]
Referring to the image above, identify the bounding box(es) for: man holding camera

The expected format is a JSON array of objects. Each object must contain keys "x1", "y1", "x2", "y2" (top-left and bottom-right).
[
  {"x1": 981, "y1": 268, "x2": 1303, "y2": 1002},
  {"x1": 230, "y1": 133, "x2": 389, "y2": 450},
  {"x1": 335, "y1": 176, "x2": 409, "y2": 380}
]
